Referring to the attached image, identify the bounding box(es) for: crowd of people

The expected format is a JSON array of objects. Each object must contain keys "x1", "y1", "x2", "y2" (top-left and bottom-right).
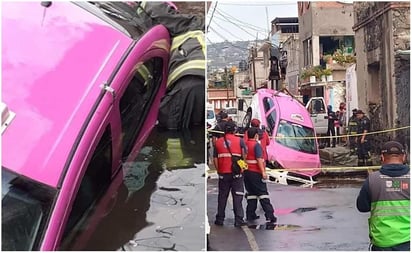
[{"x1": 208, "y1": 107, "x2": 409, "y2": 251}]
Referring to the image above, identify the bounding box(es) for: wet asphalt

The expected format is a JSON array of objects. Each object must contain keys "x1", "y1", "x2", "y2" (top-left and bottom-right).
[
  {"x1": 69, "y1": 126, "x2": 206, "y2": 251},
  {"x1": 207, "y1": 176, "x2": 371, "y2": 251}
]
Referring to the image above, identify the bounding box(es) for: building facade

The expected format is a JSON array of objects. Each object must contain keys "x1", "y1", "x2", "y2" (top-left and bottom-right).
[{"x1": 353, "y1": 1, "x2": 410, "y2": 148}]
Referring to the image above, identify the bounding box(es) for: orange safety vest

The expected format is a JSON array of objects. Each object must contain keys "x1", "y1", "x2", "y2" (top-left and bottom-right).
[
  {"x1": 215, "y1": 134, "x2": 242, "y2": 174},
  {"x1": 245, "y1": 140, "x2": 262, "y2": 174}
]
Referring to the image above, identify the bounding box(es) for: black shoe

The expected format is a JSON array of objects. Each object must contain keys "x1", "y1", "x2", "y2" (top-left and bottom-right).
[
  {"x1": 246, "y1": 215, "x2": 260, "y2": 221},
  {"x1": 266, "y1": 216, "x2": 277, "y2": 224},
  {"x1": 234, "y1": 220, "x2": 247, "y2": 227},
  {"x1": 214, "y1": 220, "x2": 223, "y2": 226}
]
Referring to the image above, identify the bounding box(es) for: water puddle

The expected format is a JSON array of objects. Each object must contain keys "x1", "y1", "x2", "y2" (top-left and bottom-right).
[{"x1": 247, "y1": 223, "x2": 321, "y2": 231}]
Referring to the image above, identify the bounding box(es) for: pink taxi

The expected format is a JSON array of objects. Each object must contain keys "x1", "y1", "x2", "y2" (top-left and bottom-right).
[
  {"x1": 241, "y1": 89, "x2": 321, "y2": 179},
  {"x1": 2, "y1": 2, "x2": 170, "y2": 250}
]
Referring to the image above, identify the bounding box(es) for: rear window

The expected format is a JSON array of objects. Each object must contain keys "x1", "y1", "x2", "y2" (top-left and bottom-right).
[{"x1": 2, "y1": 168, "x2": 57, "y2": 250}]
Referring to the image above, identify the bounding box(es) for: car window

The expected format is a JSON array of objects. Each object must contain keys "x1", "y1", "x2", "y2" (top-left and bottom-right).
[
  {"x1": 207, "y1": 110, "x2": 215, "y2": 120},
  {"x1": 263, "y1": 97, "x2": 274, "y2": 113},
  {"x1": 120, "y1": 57, "x2": 163, "y2": 159},
  {"x1": 225, "y1": 108, "x2": 237, "y2": 115},
  {"x1": 60, "y1": 125, "x2": 113, "y2": 249},
  {"x1": 276, "y1": 120, "x2": 317, "y2": 154},
  {"x1": 308, "y1": 99, "x2": 326, "y2": 114},
  {"x1": 2, "y1": 169, "x2": 57, "y2": 251},
  {"x1": 266, "y1": 109, "x2": 277, "y2": 135}
]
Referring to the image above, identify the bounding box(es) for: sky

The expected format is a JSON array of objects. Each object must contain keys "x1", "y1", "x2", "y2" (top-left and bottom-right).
[{"x1": 207, "y1": 1, "x2": 298, "y2": 43}]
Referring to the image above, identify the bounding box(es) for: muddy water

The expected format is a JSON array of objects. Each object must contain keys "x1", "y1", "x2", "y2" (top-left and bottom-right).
[{"x1": 71, "y1": 126, "x2": 206, "y2": 251}]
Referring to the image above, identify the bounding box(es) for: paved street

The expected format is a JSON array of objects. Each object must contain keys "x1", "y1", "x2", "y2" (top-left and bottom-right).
[{"x1": 207, "y1": 177, "x2": 371, "y2": 251}]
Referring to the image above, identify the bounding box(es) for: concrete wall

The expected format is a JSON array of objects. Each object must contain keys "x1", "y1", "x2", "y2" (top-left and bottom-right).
[
  {"x1": 298, "y1": 2, "x2": 354, "y2": 70},
  {"x1": 283, "y1": 34, "x2": 300, "y2": 95},
  {"x1": 353, "y1": 2, "x2": 410, "y2": 152}
]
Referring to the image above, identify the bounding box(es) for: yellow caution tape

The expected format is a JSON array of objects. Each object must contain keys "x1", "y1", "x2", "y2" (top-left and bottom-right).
[{"x1": 207, "y1": 126, "x2": 410, "y2": 140}]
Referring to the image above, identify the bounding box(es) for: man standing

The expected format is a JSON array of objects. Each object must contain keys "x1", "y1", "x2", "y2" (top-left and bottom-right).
[
  {"x1": 326, "y1": 105, "x2": 337, "y2": 147},
  {"x1": 348, "y1": 108, "x2": 360, "y2": 155},
  {"x1": 211, "y1": 111, "x2": 229, "y2": 144},
  {"x1": 243, "y1": 118, "x2": 270, "y2": 162},
  {"x1": 356, "y1": 141, "x2": 410, "y2": 251},
  {"x1": 244, "y1": 127, "x2": 277, "y2": 227},
  {"x1": 213, "y1": 121, "x2": 247, "y2": 227},
  {"x1": 356, "y1": 110, "x2": 372, "y2": 166}
]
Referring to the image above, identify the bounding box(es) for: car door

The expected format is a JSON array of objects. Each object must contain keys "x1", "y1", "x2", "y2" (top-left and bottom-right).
[
  {"x1": 305, "y1": 97, "x2": 328, "y2": 135},
  {"x1": 47, "y1": 25, "x2": 170, "y2": 250}
]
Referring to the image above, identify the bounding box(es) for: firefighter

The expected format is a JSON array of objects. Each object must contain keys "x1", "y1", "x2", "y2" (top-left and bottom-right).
[
  {"x1": 244, "y1": 127, "x2": 277, "y2": 227},
  {"x1": 243, "y1": 118, "x2": 270, "y2": 163},
  {"x1": 326, "y1": 105, "x2": 337, "y2": 148},
  {"x1": 347, "y1": 108, "x2": 360, "y2": 155},
  {"x1": 356, "y1": 110, "x2": 372, "y2": 166},
  {"x1": 130, "y1": 1, "x2": 206, "y2": 130},
  {"x1": 356, "y1": 141, "x2": 410, "y2": 251},
  {"x1": 213, "y1": 121, "x2": 247, "y2": 227}
]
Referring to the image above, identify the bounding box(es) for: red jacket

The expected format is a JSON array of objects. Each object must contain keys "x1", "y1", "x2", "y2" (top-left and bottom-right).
[
  {"x1": 215, "y1": 134, "x2": 242, "y2": 174},
  {"x1": 245, "y1": 140, "x2": 262, "y2": 174},
  {"x1": 244, "y1": 129, "x2": 270, "y2": 160}
]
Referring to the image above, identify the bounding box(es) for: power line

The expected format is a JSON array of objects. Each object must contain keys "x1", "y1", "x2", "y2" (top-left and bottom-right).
[
  {"x1": 212, "y1": 11, "x2": 263, "y2": 40},
  {"x1": 215, "y1": 7, "x2": 268, "y2": 32},
  {"x1": 210, "y1": 18, "x2": 245, "y2": 41},
  {"x1": 211, "y1": 15, "x2": 265, "y2": 41},
  {"x1": 206, "y1": 2, "x2": 218, "y2": 33}
]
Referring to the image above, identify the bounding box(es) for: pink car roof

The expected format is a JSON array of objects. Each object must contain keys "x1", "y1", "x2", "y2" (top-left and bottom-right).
[
  {"x1": 2, "y1": 2, "x2": 132, "y2": 187},
  {"x1": 260, "y1": 89, "x2": 313, "y2": 128}
]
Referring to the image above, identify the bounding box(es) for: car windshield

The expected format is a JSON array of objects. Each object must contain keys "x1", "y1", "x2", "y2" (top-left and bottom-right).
[
  {"x1": 275, "y1": 120, "x2": 317, "y2": 154},
  {"x1": 207, "y1": 110, "x2": 215, "y2": 119},
  {"x1": 2, "y1": 168, "x2": 57, "y2": 251}
]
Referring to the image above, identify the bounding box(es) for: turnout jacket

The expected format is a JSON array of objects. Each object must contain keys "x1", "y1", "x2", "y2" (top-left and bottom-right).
[{"x1": 356, "y1": 164, "x2": 410, "y2": 247}]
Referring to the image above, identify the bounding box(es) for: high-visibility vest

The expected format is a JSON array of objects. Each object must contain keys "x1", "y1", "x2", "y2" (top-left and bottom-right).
[
  {"x1": 215, "y1": 134, "x2": 242, "y2": 174},
  {"x1": 245, "y1": 140, "x2": 262, "y2": 174},
  {"x1": 368, "y1": 170, "x2": 410, "y2": 247}
]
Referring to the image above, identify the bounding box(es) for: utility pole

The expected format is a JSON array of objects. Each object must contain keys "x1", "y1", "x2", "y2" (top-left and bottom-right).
[
  {"x1": 225, "y1": 66, "x2": 229, "y2": 107},
  {"x1": 252, "y1": 47, "x2": 257, "y2": 91}
]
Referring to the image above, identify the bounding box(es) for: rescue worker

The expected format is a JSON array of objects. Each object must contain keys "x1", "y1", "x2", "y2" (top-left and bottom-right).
[
  {"x1": 348, "y1": 108, "x2": 360, "y2": 155},
  {"x1": 130, "y1": 1, "x2": 206, "y2": 130},
  {"x1": 326, "y1": 105, "x2": 337, "y2": 148},
  {"x1": 213, "y1": 121, "x2": 247, "y2": 227},
  {"x1": 244, "y1": 127, "x2": 277, "y2": 227},
  {"x1": 356, "y1": 110, "x2": 372, "y2": 166},
  {"x1": 243, "y1": 119, "x2": 270, "y2": 163},
  {"x1": 211, "y1": 111, "x2": 229, "y2": 144},
  {"x1": 356, "y1": 141, "x2": 410, "y2": 251}
]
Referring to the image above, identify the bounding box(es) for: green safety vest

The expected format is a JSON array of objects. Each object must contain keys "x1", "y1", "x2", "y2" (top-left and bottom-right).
[{"x1": 368, "y1": 171, "x2": 410, "y2": 247}]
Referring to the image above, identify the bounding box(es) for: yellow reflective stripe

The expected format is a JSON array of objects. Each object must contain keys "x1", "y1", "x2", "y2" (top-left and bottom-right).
[
  {"x1": 259, "y1": 195, "x2": 270, "y2": 199},
  {"x1": 167, "y1": 59, "x2": 205, "y2": 86},
  {"x1": 137, "y1": 65, "x2": 151, "y2": 81},
  {"x1": 247, "y1": 195, "x2": 258, "y2": 200},
  {"x1": 171, "y1": 31, "x2": 205, "y2": 55},
  {"x1": 136, "y1": 1, "x2": 146, "y2": 15}
]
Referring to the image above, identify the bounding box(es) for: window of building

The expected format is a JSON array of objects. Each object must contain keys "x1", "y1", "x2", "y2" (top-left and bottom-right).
[{"x1": 303, "y1": 38, "x2": 312, "y2": 67}]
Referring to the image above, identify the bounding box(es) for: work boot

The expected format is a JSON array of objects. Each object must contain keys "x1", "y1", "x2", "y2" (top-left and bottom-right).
[
  {"x1": 214, "y1": 220, "x2": 223, "y2": 226},
  {"x1": 234, "y1": 220, "x2": 247, "y2": 227},
  {"x1": 246, "y1": 215, "x2": 260, "y2": 221}
]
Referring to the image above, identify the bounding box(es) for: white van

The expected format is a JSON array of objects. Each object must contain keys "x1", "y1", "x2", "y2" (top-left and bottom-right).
[{"x1": 207, "y1": 103, "x2": 216, "y2": 129}]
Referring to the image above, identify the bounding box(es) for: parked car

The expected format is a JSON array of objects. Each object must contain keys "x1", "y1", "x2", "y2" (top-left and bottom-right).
[
  {"x1": 305, "y1": 97, "x2": 329, "y2": 135},
  {"x1": 239, "y1": 89, "x2": 321, "y2": 179},
  {"x1": 223, "y1": 107, "x2": 239, "y2": 124},
  {"x1": 2, "y1": 2, "x2": 171, "y2": 250},
  {"x1": 206, "y1": 103, "x2": 216, "y2": 129}
]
